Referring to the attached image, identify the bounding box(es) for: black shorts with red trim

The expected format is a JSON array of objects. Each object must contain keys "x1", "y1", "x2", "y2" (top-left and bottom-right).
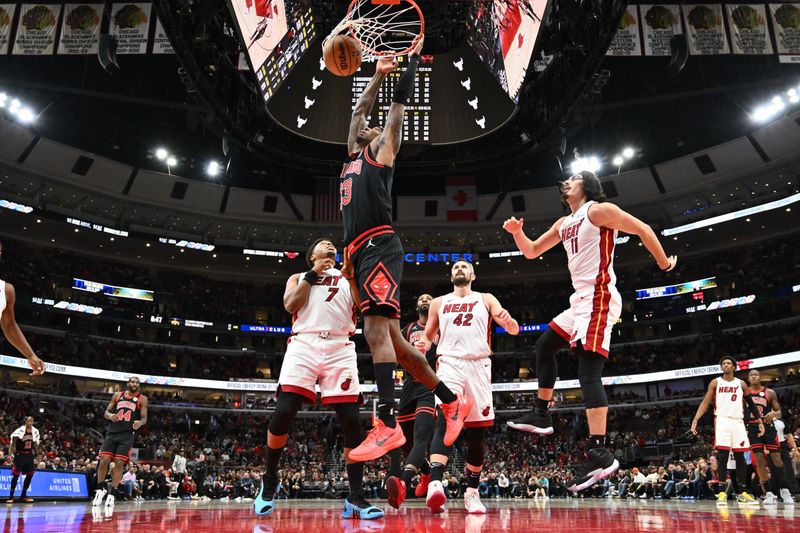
[
  {"x1": 747, "y1": 422, "x2": 780, "y2": 452},
  {"x1": 12, "y1": 455, "x2": 35, "y2": 476},
  {"x1": 100, "y1": 431, "x2": 134, "y2": 462},
  {"x1": 398, "y1": 380, "x2": 435, "y2": 417},
  {"x1": 347, "y1": 228, "x2": 403, "y2": 320}
]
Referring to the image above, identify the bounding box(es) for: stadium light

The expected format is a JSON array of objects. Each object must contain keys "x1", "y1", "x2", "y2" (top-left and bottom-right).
[
  {"x1": 613, "y1": 155, "x2": 624, "y2": 166},
  {"x1": 17, "y1": 107, "x2": 35, "y2": 124},
  {"x1": 570, "y1": 155, "x2": 602, "y2": 174},
  {"x1": 206, "y1": 161, "x2": 220, "y2": 177},
  {"x1": 166, "y1": 156, "x2": 177, "y2": 167},
  {"x1": 155, "y1": 148, "x2": 168, "y2": 160},
  {"x1": 622, "y1": 147, "x2": 635, "y2": 159}
]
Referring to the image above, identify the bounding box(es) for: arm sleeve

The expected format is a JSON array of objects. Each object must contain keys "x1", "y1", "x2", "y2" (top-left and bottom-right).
[{"x1": 392, "y1": 54, "x2": 421, "y2": 105}]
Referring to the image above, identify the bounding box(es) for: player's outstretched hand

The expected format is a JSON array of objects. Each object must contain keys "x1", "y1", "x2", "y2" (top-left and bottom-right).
[
  {"x1": 411, "y1": 34, "x2": 424, "y2": 56},
  {"x1": 502, "y1": 217, "x2": 524, "y2": 236},
  {"x1": 376, "y1": 57, "x2": 398, "y2": 75},
  {"x1": 341, "y1": 248, "x2": 354, "y2": 280},
  {"x1": 659, "y1": 255, "x2": 677, "y2": 272},
  {"x1": 27, "y1": 354, "x2": 45, "y2": 376},
  {"x1": 414, "y1": 339, "x2": 430, "y2": 354}
]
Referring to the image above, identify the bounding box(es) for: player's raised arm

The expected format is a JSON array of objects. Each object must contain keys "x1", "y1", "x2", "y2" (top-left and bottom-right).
[
  {"x1": 347, "y1": 58, "x2": 397, "y2": 154},
  {"x1": 691, "y1": 378, "x2": 717, "y2": 435},
  {"x1": 375, "y1": 37, "x2": 424, "y2": 166},
  {"x1": 483, "y1": 293, "x2": 519, "y2": 335},
  {"x1": 502, "y1": 216, "x2": 564, "y2": 260},
  {"x1": 588, "y1": 203, "x2": 677, "y2": 271},
  {"x1": 1, "y1": 283, "x2": 45, "y2": 376}
]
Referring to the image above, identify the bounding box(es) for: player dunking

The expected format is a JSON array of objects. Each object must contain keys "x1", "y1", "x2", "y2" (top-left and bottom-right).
[
  {"x1": 0, "y1": 243, "x2": 46, "y2": 376},
  {"x1": 385, "y1": 294, "x2": 437, "y2": 508},
  {"x1": 502, "y1": 170, "x2": 677, "y2": 492},
  {"x1": 94, "y1": 376, "x2": 148, "y2": 507},
  {"x1": 254, "y1": 239, "x2": 383, "y2": 520},
  {"x1": 6, "y1": 416, "x2": 40, "y2": 503},
  {"x1": 341, "y1": 37, "x2": 470, "y2": 462},
  {"x1": 415, "y1": 260, "x2": 519, "y2": 514},
  {"x1": 745, "y1": 369, "x2": 793, "y2": 504},
  {"x1": 691, "y1": 356, "x2": 763, "y2": 504}
]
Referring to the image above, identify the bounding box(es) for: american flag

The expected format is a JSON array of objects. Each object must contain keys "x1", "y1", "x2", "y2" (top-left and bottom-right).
[{"x1": 313, "y1": 177, "x2": 342, "y2": 222}]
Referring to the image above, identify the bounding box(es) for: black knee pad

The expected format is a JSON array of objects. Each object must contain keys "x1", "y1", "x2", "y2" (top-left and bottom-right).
[
  {"x1": 578, "y1": 349, "x2": 607, "y2": 408},
  {"x1": 332, "y1": 403, "x2": 364, "y2": 449},
  {"x1": 464, "y1": 427, "x2": 487, "y2": 467},
  {"x1": 268, "y1": 391, "x2": 304, "y2": 436},
  {"x1": 536, "y1": 328, "x2": 567, "y2": 389},
  {"x1": 429, "y1": 407, "x2": 451, "y2": 456}
]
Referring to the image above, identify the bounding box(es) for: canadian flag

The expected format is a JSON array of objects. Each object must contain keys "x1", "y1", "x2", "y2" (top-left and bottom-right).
[{"x1": 446, "y1": 176, "x2": 477, "y2": 221}]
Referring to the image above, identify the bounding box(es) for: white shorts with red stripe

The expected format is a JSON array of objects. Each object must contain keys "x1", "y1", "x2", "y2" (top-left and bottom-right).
[
  {"x1": 279, "y1": 333, "x2": 360, "y2": 405},
  {"x1": 550, "y1": 286, "x2": 622, "y2": 357},
  {"x1": 715, "y1": 415, "x2": 750, "y2": 452},
  {"x1": 434, "y1": 355, "x2": 494, "y2": 428}
]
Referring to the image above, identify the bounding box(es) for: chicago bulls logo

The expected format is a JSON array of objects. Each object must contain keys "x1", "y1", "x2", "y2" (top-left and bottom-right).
[
  {"x1": 737, "y1": 359, "x2": 753, "y2": 371},
  {"x1": 482, "y1": 406, "x2": 490, "y2": 417},
  {"x1": 341, "y1": 377, "x2": 352, "y2": 391}
]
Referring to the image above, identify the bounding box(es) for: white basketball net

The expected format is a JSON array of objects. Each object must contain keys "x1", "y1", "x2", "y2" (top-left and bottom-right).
[{"x1": 324, "y1": 0, "x2": 424, "y2": 61}]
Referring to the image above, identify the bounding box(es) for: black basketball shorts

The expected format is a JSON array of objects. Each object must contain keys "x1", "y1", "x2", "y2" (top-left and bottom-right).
[
  {"x1": 100, "y1": 432, "x2": 135, "y2": 462},
  {"x1": 12, "y1": 454, "x2": 35, "y2": 476},
  {"x1": 346, "y1": 226, "x2": 403, "y2": 320},
  {"x1": 398, "y1": 380, "x2": 436, "y2": 418},
  {"x1": 748, "y1": 423, "x2": 780, "y2": 452}
]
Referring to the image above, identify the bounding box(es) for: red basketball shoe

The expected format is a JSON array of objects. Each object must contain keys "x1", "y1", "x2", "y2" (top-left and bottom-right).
[
  {"x1": 441, "y1": 394, "x2": 473, "y2": 446},
  {"x1": 415, "y1": 473, "x2": 430, "y2": 497},
  {"x1": 349, "y1": 419, "x2": 406, "y2": 462}
]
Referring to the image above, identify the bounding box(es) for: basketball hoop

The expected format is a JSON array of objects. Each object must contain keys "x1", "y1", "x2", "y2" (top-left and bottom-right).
[{"x1": 323, "y1": 0, "x2": 425, "y2": 61}]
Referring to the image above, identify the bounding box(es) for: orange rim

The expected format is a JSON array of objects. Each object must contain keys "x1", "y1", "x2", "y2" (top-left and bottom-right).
[{"x1": 345, "y1": 0, "x2": 425, "y2": 57}]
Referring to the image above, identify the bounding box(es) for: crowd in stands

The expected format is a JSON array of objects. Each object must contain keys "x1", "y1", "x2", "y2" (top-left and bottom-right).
[
  {"x1": 2, "y1": 231, "x2": 799, "y2": 334},
  {"x1": 3, "y1": 383, "x2": 800, "y2": 502}
]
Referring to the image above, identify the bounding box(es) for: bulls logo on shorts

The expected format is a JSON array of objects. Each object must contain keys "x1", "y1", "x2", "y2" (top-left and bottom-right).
[
  {"x1": 341, "y1": 376, "x2": 353, "y2": 391},
  {"x1": 482, "y1": 405, "x2": 491, "y2": 417}
]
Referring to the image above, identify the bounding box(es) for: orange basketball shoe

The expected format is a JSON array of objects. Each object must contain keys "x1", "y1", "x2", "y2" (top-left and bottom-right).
[
  {"x1": 349, "y1": 419, "x2": 406, "y2": 462},
  {"x1": 441, "y1": 394, "x2": 473, "y2": 446}
]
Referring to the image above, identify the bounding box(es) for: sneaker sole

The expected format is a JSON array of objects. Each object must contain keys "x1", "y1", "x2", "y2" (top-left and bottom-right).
[
  {"x1": 386, "y1": 477, "x2": 405, "y2": 509},
  {"x1": 348, "y1": 433, "x2": 407, "y2": 462},
  {"x1": 567, "y1": 459, "x2": 619, "y2": 493},
  {"x1": 506, "y1": 421, "x2": 554, "y2": 435},
  {"x1": 427, "y1": 490, "x2": 446, "y2": 511}
]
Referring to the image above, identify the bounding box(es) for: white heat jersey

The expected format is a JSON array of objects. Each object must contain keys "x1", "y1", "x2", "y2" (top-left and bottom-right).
[
  {"x1": 559, "y1": 201, "x2": 618, "y2": 293},
  {"x1": 436, "y1": 291, "x2": 492, "y2": 359},
  {"x1": 291, "y1": 268, "x2": 356, "y2": 336},
  {"x1": 714, "y1": 377, "x2": 745, "y2": 419},
  {"x1": 0, "y1": 279, "x2": 6, "y2": 320}
]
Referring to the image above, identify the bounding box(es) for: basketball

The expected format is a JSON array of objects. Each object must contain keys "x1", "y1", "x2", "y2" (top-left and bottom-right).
[{"x1": 323, "y1": 35, "x2": 362, "y2": 77}]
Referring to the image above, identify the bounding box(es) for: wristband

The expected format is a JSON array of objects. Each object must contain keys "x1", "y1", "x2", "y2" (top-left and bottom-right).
[{"x1": 303, "y1": 271, "x2": 319, "y2": 285}]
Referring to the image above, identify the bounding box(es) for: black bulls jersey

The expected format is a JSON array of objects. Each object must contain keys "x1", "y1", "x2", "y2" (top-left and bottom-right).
[
  {"x1": 340, "y1": 144, "x2": 394, "y2": 245},
  {"x1": 107, "y1": 391, "x2": 142, "y2": 434},
  {"x1": 745, "y1": 387, "x2": 772, "y2": 424},
  {"x1": 15, "y1": 429, "x2": 34, "y2": 455},
  {"x1": 402, "y1": 320, "x2": 437, "y2": 383}
]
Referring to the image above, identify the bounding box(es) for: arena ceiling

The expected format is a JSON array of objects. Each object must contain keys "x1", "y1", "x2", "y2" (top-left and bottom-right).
[{"x1": 0, "y1": 1, "x2": 797, "y2": 197}]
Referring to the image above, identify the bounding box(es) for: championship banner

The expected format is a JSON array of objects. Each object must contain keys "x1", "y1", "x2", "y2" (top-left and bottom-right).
[
  {"x1": 109, "y1": 3, "x2": 151, "y2": 54},
  {"x1": 13, "y1": 4, "x2": 62, "y2": 55},
  {"x1": 770, "y1": 3, "x2": 800, "y2": 63},
  {"x1": 682, "y1": 3, "x2": 730, "y2": 55},
  {"x1": 152, "y1": 15, "x2": 173, "y2": 54},
  {"x1": 57, "y1": 4, "x2": 102, "y2": 55},
  {"x1": 0, "y1": 4, "x2": 17, "y2": 55},
  {"x1": 727, "y1": 4, "x2": 773, "y2": 54},
  {"x1": 640, "y1": 4, "x2": 683, "y2": 57},
  {"x1": 607, "y1": 4, "x2": 643, "y2": 56}
]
